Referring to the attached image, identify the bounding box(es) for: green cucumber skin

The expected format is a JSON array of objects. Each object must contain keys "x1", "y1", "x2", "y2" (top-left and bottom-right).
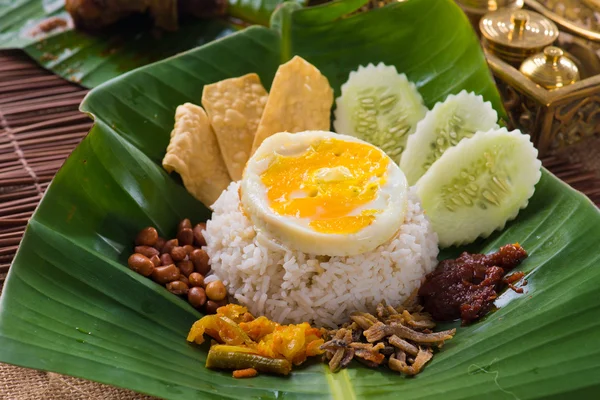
[
  {"x1": 401, "y1": 91, "x2": 498, "y2": 185},
  {"x1": 416, "y1": 128, "x2": 541, "y2": 247},
  {"x1": 334, "y1": 63, "x2": 427, "y2": 164}
]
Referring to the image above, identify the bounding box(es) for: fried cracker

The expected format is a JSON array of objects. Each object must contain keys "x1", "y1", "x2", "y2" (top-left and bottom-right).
[
  {"x1": 251, "y1": 56, "x2": 333, "y2": 153},
  {"x1": 202, "y1": 73, "x2": 268, "y2": 181},
  {"x1": 162, "y1": 103, "x2": 231, "y2": 208}
]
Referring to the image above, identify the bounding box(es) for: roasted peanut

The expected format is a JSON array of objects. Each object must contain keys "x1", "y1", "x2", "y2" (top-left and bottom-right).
[
  {"x1": 150, "y1": 255, "x2": 161, "y2": 267},
  {"x1": 178, "y1": 218, "x2": 192, "y2": 232},
  {"x1": 160, "y1": 253, "x2": 174, "y2": 266},
  {"x1": 193, "y1": 223, "x2": 207, "y2": 247},
  {"x1": 151, "y1": 264, "x2": 180, "y2": 284},
  {"x1": 162, "y1": 238, "x2": 178, "y2": 255},
  {"x1": 135, "y1": 227, "x2": 158, "y2": 246},
  {"x1": 178, "y1": 260, "x2": 194, "y2": 277},
  {"x1": 188, "y1": 272, "x2": 204, "y2": 287},
  {"x1": 188, "y1": 287, "x2": 207, "y2": 308},
  {"x1": 190, "y1": 249, "x2": 210, "y2": 275},
  {"x1": 205, "y1": 299, "x2": 227, "y2": 315},
  {"x1": 129, "y1": 219, "x2": 219, "y2": 306},
  {"x1": 127, "y1": 253, "x2": 154, "y2": 276},
  {"x1": 154, "y1": 237, "x2": 166, "y2": 252},
  {"x1": 135, "y1": 245, "x2": 159, "y2": 258},
  {"x1": 205, "y1": 280, "x2": 227, "y2": 301},
  {"x1": 178, "y1": 274, "x2": 190, "y2": 286},
  {"x1": 166, "y1": 280, "x2": 189, "y2": 296},
  {"x1": 171, "y1": 246, "x2": 187, "y2": 261},
  {"x1": 177, "y1": 228, "x2": 194, "y2": 246}
]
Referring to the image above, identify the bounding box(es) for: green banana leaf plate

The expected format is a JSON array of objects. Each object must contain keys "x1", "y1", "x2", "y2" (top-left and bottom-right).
[
  {"x1": 0, "y1": 0, "x2": 295, "y2": 88},
  {"x1": 1, "y1": 0, "x2": 600, "y2": 399}
]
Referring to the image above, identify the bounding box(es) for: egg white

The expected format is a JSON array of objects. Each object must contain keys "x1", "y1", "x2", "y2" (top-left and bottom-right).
[{"x1": 240, "y1": 130, "x2": 408, "y2": 256}]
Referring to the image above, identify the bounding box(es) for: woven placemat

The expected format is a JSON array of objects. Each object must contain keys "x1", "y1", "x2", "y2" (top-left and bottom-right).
[
  {"x1": 0, "y1": 364, "x2": 156, "y2": 400},
  {"x1": 0, "y1": 50, "x2": 158, "y2": 400},
  {"x1": 0, "y1": 49, "x2": 599, "y2": 399}
]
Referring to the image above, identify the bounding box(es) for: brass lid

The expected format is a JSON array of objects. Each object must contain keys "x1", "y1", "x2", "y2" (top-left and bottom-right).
[
  {"x1": 480, "y1": 9, "x2": 559, "y2": 51},
  {"x1": 456, "y1": 0, "x2": 523, "y2": 14},
  {"x1": 482, "y1": 42, "x2": 538, "y2": 64},
  {"x1": 519, "y1": 46, "x2": 580, "y2": 90}
]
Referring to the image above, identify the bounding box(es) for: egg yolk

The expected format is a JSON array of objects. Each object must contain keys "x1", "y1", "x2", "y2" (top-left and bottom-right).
[{"x1": 260, "y1": 138, "x2": 389, "y2": 234}]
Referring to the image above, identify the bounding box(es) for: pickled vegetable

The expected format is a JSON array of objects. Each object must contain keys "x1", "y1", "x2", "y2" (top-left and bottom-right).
[
  {"x1": 187, "y1": 304, "x2": 326, "y2": 377},
  {"x1": 186, "y1": 314, "x2": 253, "y2": 346},
  {"x1": 206, "y1": 345, "x2": 292, "y2": 376}
]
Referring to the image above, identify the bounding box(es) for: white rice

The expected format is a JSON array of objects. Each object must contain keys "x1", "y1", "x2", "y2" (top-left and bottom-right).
[{"x1": 204, "y1": 181, "x2": 439, "y2": 329}]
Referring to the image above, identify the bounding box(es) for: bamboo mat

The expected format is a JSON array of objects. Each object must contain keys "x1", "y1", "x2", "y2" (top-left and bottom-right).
[
  {"x1": 0, "y1": 50, "x2": 92, "y2": 287},
  {"x1": 0, "y1": 50, "x2": 158, "y2": 399},
  {"x1": 0, "y1": 49, "x2": 599, "y2": 399}
]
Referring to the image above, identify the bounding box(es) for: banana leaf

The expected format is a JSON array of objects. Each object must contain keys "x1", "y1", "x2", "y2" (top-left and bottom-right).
[
  {"x1": 1, "y1": 0, "x2": 599, "y2": 399},
  {"x1": 0, "y1": 0, "x2": 296, "y2": 88}
]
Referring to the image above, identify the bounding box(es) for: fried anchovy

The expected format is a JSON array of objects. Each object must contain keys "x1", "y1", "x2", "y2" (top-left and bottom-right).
[
  {"x1": 340, "y1": 348, "x2": 355, "y2": 369},
  {"x1": 388, "y1": 347, "x2": 433, "y2": 376},
  {"x1": 395, "y1": 350, "x2": 407, "y2": 363},
  {"x1": 329, "y1": 348, "x2": 345, "y2": 372},
  {"x1": 362, "y1": 322, "x2": 389, "y2": 342},
  {"x1": 364, "y1": 322, "x2": 455, "y2": 344},
  {"x1": 388, "y1": 335, "x2": 419, "y2": 356},
  {"x1": 350, "y1": 312, "x2": 378, "y2": 330},
  {"x1": 351, "y1": 342, "x2": 385, "y2": 365},
  {"x1": 391, "y1": 323, "x2": 455, "y2": 344},
  {"x1": 400, "y1": 310, "x2": 436, "y2": 329},
  {"x1": 320, "y1": 339, "x2": 348, "y2": 352},
  {"x1": 406, "y1": 319, "x2": 436, "y2": 329},
  {"x1": 321, "y1": 328, "x2": 353, "y2": 353},
  {"x1": 323, "y1": 301, "x2": 456, "y2": 376}
]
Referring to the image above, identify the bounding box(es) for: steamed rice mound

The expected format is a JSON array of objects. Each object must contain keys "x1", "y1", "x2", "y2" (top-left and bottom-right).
[{"x1": 204, "y1": 182, "x2": 439, "y2": 328}]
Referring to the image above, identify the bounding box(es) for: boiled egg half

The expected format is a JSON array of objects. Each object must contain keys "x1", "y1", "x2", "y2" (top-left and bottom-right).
[{"x1": 240, "y1": 131, "x2": 408, "y2": 256}]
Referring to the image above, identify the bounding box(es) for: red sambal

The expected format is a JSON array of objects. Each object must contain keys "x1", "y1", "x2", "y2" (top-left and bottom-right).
[{"x1": 418, "y1": 243, "x2": 528, "y2": 325}]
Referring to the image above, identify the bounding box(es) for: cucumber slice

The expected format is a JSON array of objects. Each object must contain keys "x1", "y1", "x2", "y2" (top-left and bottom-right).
[
  {"x1": 416, "y1": 128, "x2": 541, "y2": 247},
  {"x1": 333, "y1": 63, "x2": 427, "y2": 164},
  {"x1": 400, "y1": 90, "x2": 498, "y2": 185}
]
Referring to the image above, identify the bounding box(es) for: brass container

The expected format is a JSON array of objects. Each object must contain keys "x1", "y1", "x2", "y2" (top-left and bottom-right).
[
  {"x1": 467, "y1": 0, "x2": 600, "y2": 155},
  {"x1": 519, "y1": 46, "x2": 580, "y2": 89},
  {"x1": 457, "y1": 0, "x2": 524, "y2": 13},
  {"x1": 480, "y1": 9, "x2": 559, "y2": 64},
  {"x1": 488, "y1": 49, "x2": 600, "y2": 155},
  {"x1": 456, "y1": 0, "x2": 524, "y2": 30}
]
